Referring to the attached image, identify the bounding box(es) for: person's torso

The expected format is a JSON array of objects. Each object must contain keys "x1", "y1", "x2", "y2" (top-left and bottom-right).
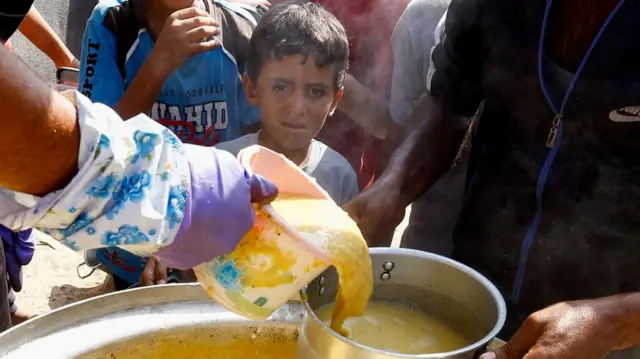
[
  {"x1": 216, "y1": 134, "x2": 356, "y2": 205},
  {"x1": 453, "y1": 0, "x2": 640, "y2": 344},
  {"x1": 100, "y1": 0, "x2": 258, "y2": 146}
]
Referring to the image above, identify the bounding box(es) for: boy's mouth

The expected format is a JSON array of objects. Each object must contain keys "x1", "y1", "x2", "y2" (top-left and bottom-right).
[{"x1": 281, "y1": 122, "x2": 307, "y2": 130}]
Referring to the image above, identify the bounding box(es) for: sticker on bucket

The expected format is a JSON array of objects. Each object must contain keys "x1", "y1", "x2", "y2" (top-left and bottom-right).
[{"x1": 214, "y1": 260, "x2": 241, "y2": 289}]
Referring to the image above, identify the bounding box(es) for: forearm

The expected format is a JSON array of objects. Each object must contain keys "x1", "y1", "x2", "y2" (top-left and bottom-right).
[
  {"x1": 338, "y1": 74, "x2": 390, "y2": 139},
  {"x1": 114, "y1": 54, "x2": 170, "y2": 120},
  {"x1": 605, "y1": 293, "x2": 640, "y2": 350},
  {"x1": 18, "y1": 7, "x2": 76, "y2": 68},
  {"x1": 0, "y1": 45, "x2": 79, "y2": 196},
  {"x1": 382, "y1": 92, "x2": 468, "y2": 206}
]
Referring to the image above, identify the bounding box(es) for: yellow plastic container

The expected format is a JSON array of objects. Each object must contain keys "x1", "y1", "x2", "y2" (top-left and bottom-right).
[{"x1": 193, "y1": 145, "x2": 334, "y2": 320}]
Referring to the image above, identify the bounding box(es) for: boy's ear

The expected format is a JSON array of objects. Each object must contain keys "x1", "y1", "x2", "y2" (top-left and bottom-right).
[
  {"x1": 242, "y1": 73, "x2": 259, "y2": 106},
  {"x1": 329, "y1": 87, "x2": 344, "y2": 116}
]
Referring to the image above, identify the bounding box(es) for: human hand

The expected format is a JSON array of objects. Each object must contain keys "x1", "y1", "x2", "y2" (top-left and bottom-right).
[
  {"x1": 154, "y1": 146, "x2": 278, "y2": 270},
  {"x1": 0, "y1": 226, "x2": 35, "y2": 292},
  {"x1": 152, "y1": 7, "x2": 220, "y2": 75},
  {"x1": 54, "y1": 56, "x2": 79, "y2": 70},
  {"x1": 343, "y1": 176, "x2": 406, "y2": 247},
  {"x1": 140, "y1": 256, "x2": 168, "y2": 286},
  {"x1": 481, "y1": 299, "x2": 626, "y2": 359}
]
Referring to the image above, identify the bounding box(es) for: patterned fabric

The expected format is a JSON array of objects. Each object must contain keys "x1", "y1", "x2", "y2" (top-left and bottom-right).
[{"x1": 0, "y1": 91, "x2": 190, "y2": 256}]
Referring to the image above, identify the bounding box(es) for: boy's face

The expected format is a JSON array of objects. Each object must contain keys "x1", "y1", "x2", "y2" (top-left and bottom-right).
[{"x1": 244, "y1": 54, "x2": 343, "y2": 151}]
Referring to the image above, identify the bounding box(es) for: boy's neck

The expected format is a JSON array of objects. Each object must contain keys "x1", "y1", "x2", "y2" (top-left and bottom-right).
[{"x1": 258, "y1": 132, "x2": 312, "y2": 167}]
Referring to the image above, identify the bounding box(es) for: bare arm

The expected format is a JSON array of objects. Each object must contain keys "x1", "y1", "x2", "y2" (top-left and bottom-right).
[
  {"x1": 382, "y1": 92, "x2": 469, "y2": 206},
  {"x1": 114, "y1": 55, "x2": 172, "y2": 120},
  {"x1": 18, "y1": 7, "x2": 78, "y2": 69},
  {"x1": 337, "y1": 74, "x2": 391, "y2": 139},
  {"x1": 113, "y1": 7, "x2": 220, "y2": 120},
  {"x1": 0, "y1": 45, "x2": 79, "y2": 196}
]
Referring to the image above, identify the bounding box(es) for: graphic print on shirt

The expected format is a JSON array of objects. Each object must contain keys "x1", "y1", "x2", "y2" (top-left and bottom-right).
[
  {"x1": 150, "y1": 88, "x2": 230, "y2": 146},
  {"x1": 78, "y1": 0, "x2": 259, "y2": 147},
  {"x1": 609, "y1": 106, "x2": 640, "y2": 122}
]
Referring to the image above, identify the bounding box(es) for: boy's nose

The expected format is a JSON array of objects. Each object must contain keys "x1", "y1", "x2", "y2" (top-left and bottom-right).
[{"x1": 289, "y1": 92, "x2": 306, "y2": 116}]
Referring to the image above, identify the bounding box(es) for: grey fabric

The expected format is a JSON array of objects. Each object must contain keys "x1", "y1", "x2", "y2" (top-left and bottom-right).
[
  {"x1": 389, "y1": 0, "x2": 450, "y2": 126},
  {"x1": 216, "y1": 133, "x2": 359, "y2": 206}
]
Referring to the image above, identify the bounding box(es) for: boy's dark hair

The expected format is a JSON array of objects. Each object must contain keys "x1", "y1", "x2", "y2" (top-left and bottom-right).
[{"x1": 246, "y1": 1, "x2": 349, "y2": 92}]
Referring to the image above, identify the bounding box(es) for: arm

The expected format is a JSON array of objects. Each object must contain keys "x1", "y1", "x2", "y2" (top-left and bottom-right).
[
  {"x1": 79, "y1": 7, "x2": 219, "y2": 119},
  {"x1": 18, "y1": 7, "x2": 78, "y2": 69},
  {"x1": 380, "y1": 0, "x2": 483, "y2": 207},
  {"x1": 337, "y1": 74, "x2": 391, "y2": 139},
  {"x1": 0, "y1": 45, "x2": 276, "y2": 270}
]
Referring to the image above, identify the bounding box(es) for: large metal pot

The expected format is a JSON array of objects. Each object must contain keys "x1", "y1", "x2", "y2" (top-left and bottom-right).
[
  {"x1": 0, "y1": 283, "x2": 303, "y2": 359},
  {"x1": 298, "y1": 248, "x2": 507, "y2": 359}
]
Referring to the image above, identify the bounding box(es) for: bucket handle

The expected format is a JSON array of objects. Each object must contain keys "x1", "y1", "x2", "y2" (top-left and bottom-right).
[{"x1": 76, "y1": 261, "x2": 102, "y2": 279}]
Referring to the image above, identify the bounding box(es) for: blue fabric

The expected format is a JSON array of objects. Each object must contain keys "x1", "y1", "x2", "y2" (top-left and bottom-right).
[{"x1": 78, "y1": 0, "x2": 259, "y2": 146}]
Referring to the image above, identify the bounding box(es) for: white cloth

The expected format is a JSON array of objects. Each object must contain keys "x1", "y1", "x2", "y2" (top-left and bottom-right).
[{"x1": 0, "y1": 92, "x2": 191, "y2": 254}]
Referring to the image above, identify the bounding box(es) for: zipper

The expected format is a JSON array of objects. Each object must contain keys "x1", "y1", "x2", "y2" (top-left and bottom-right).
[{"x1": 546, "y1": 113, "x2": 561, "y2": 148}]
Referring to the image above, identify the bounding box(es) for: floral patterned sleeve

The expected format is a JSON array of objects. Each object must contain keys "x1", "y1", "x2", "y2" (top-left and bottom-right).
[{"x1": 0, "y1": 92, "x2": 190, "y2": 256}]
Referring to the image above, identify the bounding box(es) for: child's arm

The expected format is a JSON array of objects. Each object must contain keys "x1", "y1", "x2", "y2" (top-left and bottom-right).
[
  {"x1": 114, "y1": 7, "x2": 219, "y2": 120},
  {"x1": 337, "y1": 74, "x2": 392, "y2": 140},
  {"x1": 18, "y1": 7, "x2": 78, "y2": 69}
]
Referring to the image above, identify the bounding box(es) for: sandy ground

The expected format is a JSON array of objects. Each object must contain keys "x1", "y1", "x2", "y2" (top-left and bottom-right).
[{"x1": 14, "y1": 232, "x2": 114, "y2": 315}]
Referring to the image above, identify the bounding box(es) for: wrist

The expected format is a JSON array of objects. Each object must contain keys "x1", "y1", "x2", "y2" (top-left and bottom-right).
[
  {"x1": 607, "y1": 293, "x2": 640, "y2": 350},
  {"x1": 146, "y1": 48, "x2": 176, "y2": 79}
]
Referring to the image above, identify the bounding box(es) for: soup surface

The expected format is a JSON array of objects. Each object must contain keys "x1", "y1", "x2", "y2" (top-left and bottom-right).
[
  {"x1": 269, "y1": 196, "x2": 373, "y2": 336},
  {"x1": 315, "y1": 300, "x2": 470, "y2": 354}
]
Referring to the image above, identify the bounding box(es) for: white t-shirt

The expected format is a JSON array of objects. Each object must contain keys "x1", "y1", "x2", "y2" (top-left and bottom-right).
[{"x1": 216, "y1": 133, "x2": 359, "y2": 206}]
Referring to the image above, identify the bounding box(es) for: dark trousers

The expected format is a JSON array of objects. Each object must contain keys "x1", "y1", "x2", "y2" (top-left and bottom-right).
[{"x1": 0, "y1": 240, "x2": 11, "y2": 332}]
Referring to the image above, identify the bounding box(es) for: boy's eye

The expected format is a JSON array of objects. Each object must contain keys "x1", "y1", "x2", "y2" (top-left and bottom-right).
[
  {"x1": 273, "y1": 84, "x2": 287, "y2": 92},
  {"x1": 310, "y1": 88, "x2": 325, "y2": 97}
]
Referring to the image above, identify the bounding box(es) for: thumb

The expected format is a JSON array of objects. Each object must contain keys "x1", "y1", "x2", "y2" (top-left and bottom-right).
[
  {"x1": 342, "y1": 198, "x2": 361, "y2": 223},
  {"x1": 247, "y1": 172, "x2": 278, "y2": 203},
  {"x1": 481, "y1": 317, "x2": 543, "y2": 359},
  {"x1": 480, "y1": 346, "x2": 516, "y2": 359},
  {"x1": 155, "y1": 261, "x2": 168, "y2": 285}
]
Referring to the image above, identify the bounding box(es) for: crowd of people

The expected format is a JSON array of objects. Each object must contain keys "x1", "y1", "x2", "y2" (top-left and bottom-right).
[{"x1": 2, "y1": 0, "x2": 640, "y2": 358}]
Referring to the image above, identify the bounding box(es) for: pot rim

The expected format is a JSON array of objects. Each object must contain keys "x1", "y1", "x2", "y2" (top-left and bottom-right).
[{"x1": 300, "y1": 247, "x2": 507, "y2": 358}]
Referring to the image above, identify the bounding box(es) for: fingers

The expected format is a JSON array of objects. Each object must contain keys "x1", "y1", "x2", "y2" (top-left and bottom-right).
[
  {"x1": 140, "y1": 258, "x2": 158, "y2": 286},
  {"x1": 247, "y1": 172, "x2": 278, "y2": 203},
  {"x1": 481, "y1": 315, "x2": 545, "y2": 359},
  {"x1": 170, "y1": 7, "x2": 211, "y2": 20},
  {"x1": 155, "y1": 260, "x2": 168, "y2": 285}
]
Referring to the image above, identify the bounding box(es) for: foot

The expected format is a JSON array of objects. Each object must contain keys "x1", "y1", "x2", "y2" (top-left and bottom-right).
[{"x1": 10, "y1": 309, "x2": 35, "y2": 326}]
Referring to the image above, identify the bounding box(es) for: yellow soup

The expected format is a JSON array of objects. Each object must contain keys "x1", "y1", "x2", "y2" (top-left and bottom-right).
[
  {"x1": 269, "y1": 196, "x2": 373, "y2": 335},
  {"x1": 315, "y1": 300, "x2": 470, "y2": 354}
]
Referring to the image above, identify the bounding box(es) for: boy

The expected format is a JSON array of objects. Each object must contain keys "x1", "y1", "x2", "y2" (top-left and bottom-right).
[
  {"x1": 216, "y1": 0, "x2": 358, "y2": 207},
  {"x1": 141, "y1": 0, "x2": 357, "y2": 286},
  {"x1": 78, "y1": 0, "x2": 260, "y2": 146}
]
